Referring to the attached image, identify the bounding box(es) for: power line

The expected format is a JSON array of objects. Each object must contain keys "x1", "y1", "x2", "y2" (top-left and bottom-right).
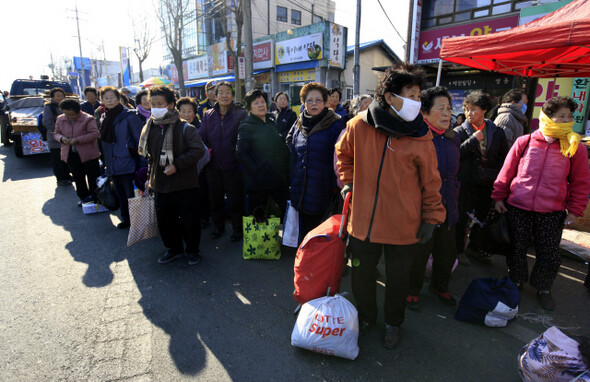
[{"x1": 375, "y1": 0, "x2": 406, "y2": 43}]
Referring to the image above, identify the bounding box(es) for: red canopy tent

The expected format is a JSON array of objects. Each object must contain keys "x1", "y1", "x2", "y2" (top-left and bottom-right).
[{"x1": 439, "y1": 0, "x2": 590, "y2": 78}]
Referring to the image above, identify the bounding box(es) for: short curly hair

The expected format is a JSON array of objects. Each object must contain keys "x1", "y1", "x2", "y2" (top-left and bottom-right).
[
  {"x1": 463, "y1": 91, "x2": 492, "y2": 113},
  {"x1": 542, "y1": 96, "x2": 577, "y2": 118},
  {"x1": 375, "y1": 63, "x2": 425, "y2": 108},
  {"x1": 244, "y1": 89, "x2": 268, "y2": 111},
  {"x1": 300, "y1": 82, "x2": 329, "y2": 104},
  {"x1": 99, "y1": 86, "x2": 121, "y2": 100},
  {"x1": 421, "y1": 86, "x2": 452, "y2": 113},
  {"x1": 149, "y1": 85, "x2": 176, "y2": 105},
  {"x1": 49, "y1": 87, "x2": 65, "y2": 99},
  {"x1": 135, "y1": 89, "x2": 149, "y2": 107},
  {"x1": 177, "y1": 97, "x2": 198, "y2": 114}
]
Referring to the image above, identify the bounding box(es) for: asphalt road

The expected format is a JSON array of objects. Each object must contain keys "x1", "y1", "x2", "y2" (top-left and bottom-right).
[{"x1": 1, "y1": 144, "x2": 588, "y2": 381}]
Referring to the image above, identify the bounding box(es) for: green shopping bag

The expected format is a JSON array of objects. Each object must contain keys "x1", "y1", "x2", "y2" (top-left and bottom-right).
[{"x1": 242, "y1": 207, "x2": 281, "y2": 260}]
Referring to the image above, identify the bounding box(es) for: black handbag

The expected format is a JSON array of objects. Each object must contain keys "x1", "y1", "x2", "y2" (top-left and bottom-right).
[
  {"x1": 470, "y1": 208, "x2": 511, "y2": 256},
  {"x1": 96, "y1": 177, "x2": 120, "y2": 211}
]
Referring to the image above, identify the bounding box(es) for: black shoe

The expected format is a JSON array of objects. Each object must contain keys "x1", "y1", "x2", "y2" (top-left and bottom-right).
[
  {"x1": 158, "y1": 251, "x2": 184, "y2": 264},
  {"x1": 383, "y1": 325, "x2": 400, "y2": 349},
  {"x1": 359, "y1": 320, "x2": 375, "y2": 335},
  {"x1": 537, "y1": 290, "x2": 555, "y2": 311},
  {"x1": 117, "y1": 221, "x2": 130, "y2": 229},
  {"x1": 210, "y1": 228, "x2": 225, "y2": 239},
  {"x1": 230, "y1": 232, "x2": 243, "y2": 242},
  {"x1": 187, "y1": 253, "x2": 201, "y2": 266}
]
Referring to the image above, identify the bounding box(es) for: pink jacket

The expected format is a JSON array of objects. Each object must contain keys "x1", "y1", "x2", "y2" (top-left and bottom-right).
[
  {"x1": 54, "y1": 112, "x2": 101, "y2": 163},
  {"x1": 492, "y1": 130, "x2": 590, "y2": 216}
]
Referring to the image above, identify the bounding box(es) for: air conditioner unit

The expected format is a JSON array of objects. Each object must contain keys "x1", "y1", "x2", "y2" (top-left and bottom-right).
[{"x1": 263, "y1": 83, "x2": 271, "y2": 93}]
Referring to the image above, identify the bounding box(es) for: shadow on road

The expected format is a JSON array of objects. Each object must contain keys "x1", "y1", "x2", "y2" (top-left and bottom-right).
[
  {"x1": 0, "y1": 145, "x2": 52, "y2": 183},
  {"x1": 41, "y1": 187, "x2": 125, "y2": 288}
]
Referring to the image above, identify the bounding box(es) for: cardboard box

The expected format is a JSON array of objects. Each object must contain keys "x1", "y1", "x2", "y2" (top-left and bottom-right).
[{"x1": 82, "y1": 202, "x2": 110, "y2": 215}]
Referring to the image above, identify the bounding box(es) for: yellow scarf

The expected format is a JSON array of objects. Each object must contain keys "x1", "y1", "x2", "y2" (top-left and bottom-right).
[{"x1": 538, "y1": 110, "x2": 580, "y2": 158}]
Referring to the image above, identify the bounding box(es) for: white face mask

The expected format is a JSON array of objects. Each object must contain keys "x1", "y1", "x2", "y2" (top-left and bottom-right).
[
  {"x1": 391, "y1": 94, "x2": 422, "y2": 122},
  {"x1": 151, "y1": 107, "x2": 168, "y2": 119}
]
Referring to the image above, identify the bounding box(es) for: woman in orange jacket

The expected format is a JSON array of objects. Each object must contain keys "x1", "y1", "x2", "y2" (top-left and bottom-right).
[{"x1": 336, "y1": 63, "x2": 445, "y2": 349}]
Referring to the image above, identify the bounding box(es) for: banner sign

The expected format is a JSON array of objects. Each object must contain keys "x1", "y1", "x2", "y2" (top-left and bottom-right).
[
  {"x1": 571, "y1": 78, "x2": 590, "y2": 134},
  {"x1": 329, "y1": 23, "x2": 345, "y2": 68},
  {"x1": 418, "y1": 15, "x2": 519, "y2": 63},
  {"x1": 119, "y1": 47, "x2": 130, "y2": 86},
  {"x1": 253, "y1": 40, "x2": 274, "y2": 69},
  {"x1": 208, "y1": 40, "x2": 229, "y2": 76},
  {"x1": 275, "y1": 33, "x2": 323, "y2": 65},
  {"x1": 278, "y1": 69, "x2": 315, "y2": 83},
  {"x1": 409, "y1": 0, "x2": 422, "y2": 64},
  {"x1": 187, "y1": 56, "x2": 209, "y2": 80}
]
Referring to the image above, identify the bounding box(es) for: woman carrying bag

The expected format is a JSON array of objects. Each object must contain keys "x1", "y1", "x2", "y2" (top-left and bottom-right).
[{"x1": 492, "y1": 96, "x2": 590, "y2": 311}]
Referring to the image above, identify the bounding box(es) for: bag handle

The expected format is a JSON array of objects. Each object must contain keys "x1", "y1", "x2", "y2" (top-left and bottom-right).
[
  {"x1": 338, "y1": 192, "x2": 352, "y2": 238},
  {"x1": 253, "y1": 206, "x2": 269, "y2": 225}
]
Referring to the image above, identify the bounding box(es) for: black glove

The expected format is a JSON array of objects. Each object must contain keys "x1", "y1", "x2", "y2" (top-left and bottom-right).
[
  {"x1": 416, "y1": 223, "x2": 436, "y2": 244},
  {"x1": 341, "y1": 183, "x2": 352, "y2": 199}
]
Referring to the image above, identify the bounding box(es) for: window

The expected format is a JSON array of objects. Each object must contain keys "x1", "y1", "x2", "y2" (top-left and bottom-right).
[
  {"x1": 291, "y1": 9, "x2": 301, "y2": 25},
  {"x1": 277, "y1": 6, "x2": 287, "y2": 22}
]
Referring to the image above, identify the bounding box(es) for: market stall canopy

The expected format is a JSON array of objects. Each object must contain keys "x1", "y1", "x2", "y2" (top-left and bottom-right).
[
  {"x1": 439, "y1": 0, "x2": 590, "y2": 78},
  {"x1": 140, "y1": 77, "x2": 172, "y2": 88}
]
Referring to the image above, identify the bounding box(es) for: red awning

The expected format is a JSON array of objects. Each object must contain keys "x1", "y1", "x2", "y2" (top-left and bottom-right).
[{"x1": 440, "y1": 0, "x2": 590, "y2": 78}]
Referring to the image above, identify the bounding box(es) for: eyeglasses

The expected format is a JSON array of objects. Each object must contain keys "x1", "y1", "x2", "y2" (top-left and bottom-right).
[{"x1": 305, "y1": 98, "x2": 324, "y2": 105}]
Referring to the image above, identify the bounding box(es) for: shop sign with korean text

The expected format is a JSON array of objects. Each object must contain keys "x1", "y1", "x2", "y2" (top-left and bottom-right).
[
  {"x1": 275, "y1": 33, "x2": 323, "y2": 65},
  {"x1": 278, "y1": 69, "x2": 315, "y2": 83},
  {"x1": 571, "y1": 78, "x2": 590, "y2": 135},
  {"x1": 208, "y1": 40, "x2": 230, "y2": 76},
  {"x1": 187, "y1": 56, "x2": 209, "y2": 80},
  {"x1": 329, "y1": 23, "x2": 345, "y2": 68},
  {"x1": 531, "y1": 78, "x2": 574, "y2": 131},
  {"x1": 253, "y1": 40, "x2": 274, "y2": 70},
  {"x1": 418, "y1": 15, "x2": 519, "y2": 63}
]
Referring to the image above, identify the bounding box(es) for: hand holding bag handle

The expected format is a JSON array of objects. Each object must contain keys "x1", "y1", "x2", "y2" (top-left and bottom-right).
[{"x1": 338, "y1": 192, "x2": 352, "y2": 238}]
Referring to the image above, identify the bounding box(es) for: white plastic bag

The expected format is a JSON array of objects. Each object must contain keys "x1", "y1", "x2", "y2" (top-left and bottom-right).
[
  {"x1": 282, "y1": 200, "x2": 299, "y2": 248},
  {"x1": 291, "y1": 294, "x2": 359, "y2": 360}
]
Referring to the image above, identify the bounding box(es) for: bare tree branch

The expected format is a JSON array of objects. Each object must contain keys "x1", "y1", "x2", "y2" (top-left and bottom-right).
[{"x1": 131, "y1": 9, "x2": 156, "y2": 83}]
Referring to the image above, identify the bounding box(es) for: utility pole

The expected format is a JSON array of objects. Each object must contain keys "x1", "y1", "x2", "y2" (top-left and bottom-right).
[
  {"x1": 244, "y1": 0, "x2": 254, "y2": 93},
  {"x1": 267, "y1": 0, "x2": 270, "y2": 35},
  {"x1": 74, "y1": 3, "x2": 86, "y2": 93},
  {"x1": 353, "y1": 0, "x2": 361, "y2": 98}
]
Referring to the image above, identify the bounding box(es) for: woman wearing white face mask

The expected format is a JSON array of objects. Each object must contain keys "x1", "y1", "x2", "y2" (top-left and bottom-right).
[{"x1": 336, "y1": 63, "x2": 446, "y2": 350}]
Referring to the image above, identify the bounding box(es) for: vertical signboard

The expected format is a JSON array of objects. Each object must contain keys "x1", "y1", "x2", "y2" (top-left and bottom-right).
[
  {"x1": 571, "y1": 78, "x2": 590, "y2": 135},
  {"x1": 329, "y1": 23, "x2": 345, "y2": 68},
  {"x1": 119, "y1": 47, "x2": 130, "y2": 86},
  {"x1": 409, "y1": 0, "x2": 422, "y2": 64}
]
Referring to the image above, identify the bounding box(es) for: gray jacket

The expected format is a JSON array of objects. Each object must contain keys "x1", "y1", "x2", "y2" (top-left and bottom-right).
[
  {"x1": 493, "y1": 103, "x2": 528, "y2": 147},
  {"x1": 43, "y1": 101, "x2": 63, "y2": 149}
]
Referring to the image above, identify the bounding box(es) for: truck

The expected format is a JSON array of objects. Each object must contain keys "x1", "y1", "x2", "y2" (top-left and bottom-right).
[{"x1": 1, "y1": 78, "x2": 76, "y2": 157}]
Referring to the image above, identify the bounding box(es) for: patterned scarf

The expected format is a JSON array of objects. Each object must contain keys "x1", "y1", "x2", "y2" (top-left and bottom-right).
[{"x1": 138, "y1": 108, "x2": 180, "y2": 167}]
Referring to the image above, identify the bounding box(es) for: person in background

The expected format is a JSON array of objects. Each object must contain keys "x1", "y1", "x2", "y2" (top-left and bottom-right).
[
  {"x1": 272, "y1": 91, "x2": 297, "y2": 139},
  {"x1": 494, "y1": 89, "x2": 529, "y2": 147},
  {"x1": 177, "y1": 96, "x2": 209, "y2": 228},
  {"x1": 199, "y1": 82, "x2": 248, "y2": 242},
  {"x1": 336, "y1": 63, "x2": 445, "y2": 349},
  {"x1": 44, "y1": 87, "x2": 73, "y2": 186},
  {"x1": 120, "y1": 87, "x2": 136, "y2": 108},
  {"x1": 287, "y1": 82, "x2": 344, "y2": 242},
  {"x1": 407, "y1": 86, "x2": 461, "y2": 309},
  {"x1": 139, "y1": 85, "x2": 206, "y2": 265},
  {"x1": 237, "y1": 89, "x2": 290, "y2": 217},
  {"x1": 97, "y1": 86, "x2": 143, "y2": 229},
  {"x1": 81, "y1": 87, "x2": 101, "y2": 116},
  {"x1": 328, "y1": 88, "x2": 347, "y2": 118},
  {"x1": 54, "y1": 99, "x2": 101, "y2": 206},
  {"x1": 197, "y1": 80, "x2": 217, "y2": 121},
  {"x1": 455, "y1": 113, "x2": 466, "y2": 127},
  {"x1": 492, "y1": 96, "x2": 590, "y2": 310},
  {"x1": 454, "y1": 91, "x2": 508, "y2": 265},
  {"x1": 135, "y1": 89, "x2": 151, "y2": 125},
  {"x1": 120, "y1": 94, "x2": 132, "y2": 109}
]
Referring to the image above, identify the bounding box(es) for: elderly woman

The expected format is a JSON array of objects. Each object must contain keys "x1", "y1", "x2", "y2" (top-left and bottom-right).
[
  {"x1": 287, "y1": 82, "x2": 344, "y2": 241},
  {"x1": 328, "y1": 88, "x2": 347, "y2": 118},
  {"x1": 199, "y1": 82, "x2": 248, "y2": 241},
  {"x1": 177, "y1": 96, "x2": 208, "y2": 227},
  {"x1": 272, "y1": 91, "x2": 297, "y2": 139},
  {"x1": 54, "y1": 99, "x2": 101, "y2": 206},
  {"x1": 44, "y1": 87, "x2": 73, "y2": 185},
  {"x1": 492, "y1": 96, "x2": 590, "y2": 310},
  {"x1": 454, "y1": 91, "x2": 509, "y2": 265},
  {"x1": 407, "y1": 87, "x2": 461, "y2": 309},
  {"x1": 237, "y1": 90, "x2": 290, "y2": 217},
  {"x1": 336, "y1": 63, "x2": 445, "y2": 349},
  {"x1": 134, "y1": 89, "x2": 151, "y2": 125},
  {"x1": 97, "y1": 86, "x2": 143, "y2": 229},
  {"x1": 139, "y1": 86, "x2": 206, "y2": 265}
]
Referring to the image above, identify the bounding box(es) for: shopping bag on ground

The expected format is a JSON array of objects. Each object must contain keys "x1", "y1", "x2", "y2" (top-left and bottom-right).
[
  {"x1": 242, "y1": 207, "x2": 281, "y2": 260},
  {"x1": 455, "y1": 276, "x2": 520, "y2": 327},
  {"x1": 282, "y1": 200, "x2": 299, "y2": 248},
  {"x1": 127, "y1": 196, "x2": 159, "y2": 246},
  {"x1": 291, "y1": 294, "x2": 359, "y2": 360},
  {"x1": 96, "y1": 176, "x2": 119, "y2": 211},
  {"x1": 518, "y1": 326, "x2": 589, "y2": 382}
]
